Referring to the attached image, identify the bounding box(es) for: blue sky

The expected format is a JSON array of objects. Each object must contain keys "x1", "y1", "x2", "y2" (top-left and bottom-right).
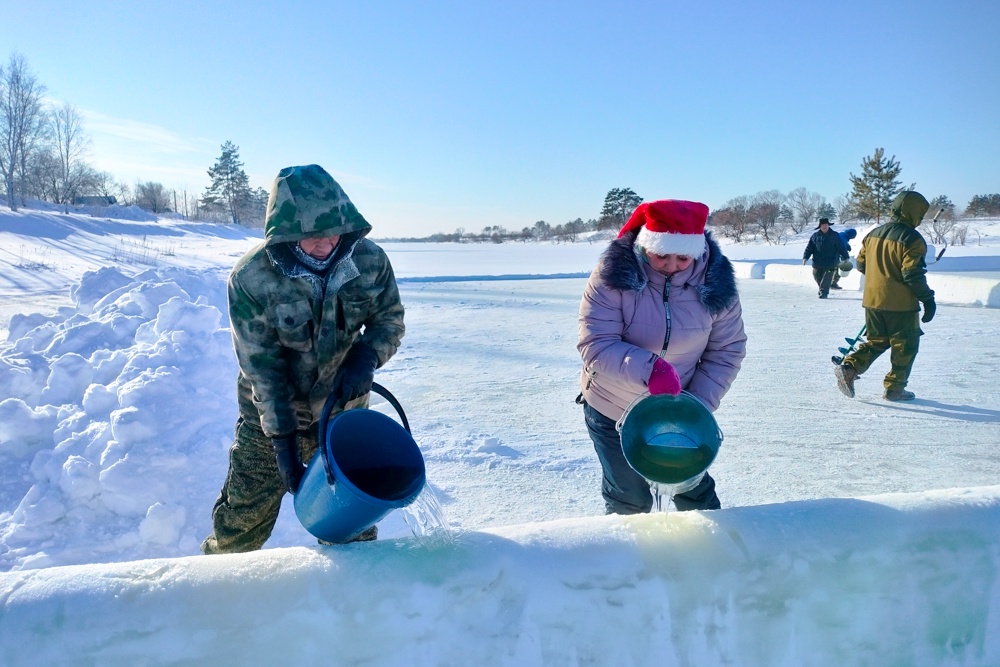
[{"x1": 6, "y1": 1, "x2": 999, "y2": 236}]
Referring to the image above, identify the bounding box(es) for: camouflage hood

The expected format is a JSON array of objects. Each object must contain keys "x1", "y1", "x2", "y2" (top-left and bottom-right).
[
  {"x1": 263, "y1": 164, "x2": 371, "y2": 245},
  {"x1": 890, "y1": 191, "x2": 930, "y2": 228}
]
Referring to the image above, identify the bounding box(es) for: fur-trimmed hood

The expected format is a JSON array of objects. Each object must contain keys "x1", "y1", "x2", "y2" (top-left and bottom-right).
[{"x1": 596, "y1": 230, "x2": 738, "y2": 315}]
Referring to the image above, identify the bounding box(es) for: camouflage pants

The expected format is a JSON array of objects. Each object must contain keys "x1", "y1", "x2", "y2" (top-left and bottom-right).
[
  {"x1": 844, "y1": 309, "x2": 922, "y2": 392},
  {"x1": 201, "y1": 418, "x2": 319, "y2": 554}
]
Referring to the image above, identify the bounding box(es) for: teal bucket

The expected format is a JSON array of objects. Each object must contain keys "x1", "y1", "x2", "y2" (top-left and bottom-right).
[
  {"x1": 617, "y1": 391, "x2": 723, "y2": 485},
  {"x1": 293, "y1": 383, "x2": 426, "y2": 543}
]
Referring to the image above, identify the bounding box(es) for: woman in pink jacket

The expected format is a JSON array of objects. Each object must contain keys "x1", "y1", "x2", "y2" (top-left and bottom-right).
[{"x1": 578, "y1": 199, "x2": 747, "y2": 514}]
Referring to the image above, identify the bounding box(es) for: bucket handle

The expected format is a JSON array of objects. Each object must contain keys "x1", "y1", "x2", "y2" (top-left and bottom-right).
[
  {"x1": 319, "y1": 382, "x2": 412, "y2": 486},
  {"x1": 319, "y1": 382, "x2": 412, "y2": 436},
  {"x1": 615, "y1": 390, "x2": 725, "y2": 444}
]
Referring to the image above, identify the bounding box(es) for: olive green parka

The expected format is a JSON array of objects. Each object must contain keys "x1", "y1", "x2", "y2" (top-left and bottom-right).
[
  {"x1": 857, "y1": 191, "x2": 935, "y2": 311},
  {"x1": 228, "y1": 165, "x2": 405, "y2": 438}
]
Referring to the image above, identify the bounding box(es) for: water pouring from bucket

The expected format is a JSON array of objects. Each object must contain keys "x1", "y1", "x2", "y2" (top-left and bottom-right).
[
  {"x1": 293, "y1": 383, "x2": 429, "y2": 543},
  {"x1": 616, "y1": 391, "x2": 723, "y2": 512}
]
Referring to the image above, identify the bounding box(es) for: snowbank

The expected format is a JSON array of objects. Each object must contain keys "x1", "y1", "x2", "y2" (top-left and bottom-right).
[
  {"x1": 0, "y1": 267, "x2": 237, "y2": 569},
  {"x1": 739, "y1": 261, "x2": 1000, "y2": 307},
  {"x1": 2, "y1": 486, "x2": 997, "y2": 666}
]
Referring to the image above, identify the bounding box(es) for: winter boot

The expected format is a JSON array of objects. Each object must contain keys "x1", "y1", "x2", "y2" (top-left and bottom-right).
[
  {"x1": 884, "y1": 388, "x2": 915, "y2": 402},
  {"x1": 834, "y1": 364, "x2": 858, "y2": 398},
  {"x1": 830, "y1": 283, "x2": 843, "y2": 290}
]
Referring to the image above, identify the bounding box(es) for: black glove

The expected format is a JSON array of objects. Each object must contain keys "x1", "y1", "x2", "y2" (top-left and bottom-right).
[
  {"x1": 272, "y1": 434, "x2": 304, "y2": 494},
  {"x1": 921, "y1": 299, "x2": 936, "y2": 323},
  {"x1": 332, "y1": 341, "x2": 379, "y2": 404}
]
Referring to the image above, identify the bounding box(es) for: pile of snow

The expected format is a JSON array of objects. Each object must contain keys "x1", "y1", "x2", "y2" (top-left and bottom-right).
[
  {"x1": 0, "y1": 266, "x2": 236, "y2": 569},
  {"x1": 0, "y1": 195, "x2": 158, "y2": 221},
  {"x1": 80, "y1": 203, "x2": 159, "y2": 221}
]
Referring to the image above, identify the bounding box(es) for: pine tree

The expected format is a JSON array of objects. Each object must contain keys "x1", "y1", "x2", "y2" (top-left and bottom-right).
[
  {"x1": 848, "y1": 148, "x2": 902, "y2": 225},
  {"x1": 202, "y1": 141, "x2": 251, "y2": 224},
  {"x1": 599, "y1": 187, "x2": 643, "y2": 231},
  {"x1": 816, "y1": 202, "x2": 836, "y2": 222}
]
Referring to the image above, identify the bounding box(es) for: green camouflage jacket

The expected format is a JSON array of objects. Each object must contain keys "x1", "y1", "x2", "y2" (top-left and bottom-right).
[
  {"x1": 228, "y1": 165, "x2": 405, "y2": 437},
  {"x1": 857, "y1": 191, "x2": 935, "y2": 312}
]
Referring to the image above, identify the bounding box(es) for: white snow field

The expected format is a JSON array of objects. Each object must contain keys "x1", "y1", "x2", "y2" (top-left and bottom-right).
[{"x1": 1, "y1": 206, "x2": 999, "y2": 666}]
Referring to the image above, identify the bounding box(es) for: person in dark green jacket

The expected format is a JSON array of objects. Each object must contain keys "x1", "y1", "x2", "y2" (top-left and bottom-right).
[
  {"x1": 834, "y1": 191, "x2": 936, "y2": 402},
  {"x1": 201, "y1": 164, "x2": 405, "y2": 553}
]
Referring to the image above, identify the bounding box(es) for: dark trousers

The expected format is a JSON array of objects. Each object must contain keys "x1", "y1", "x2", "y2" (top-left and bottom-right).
[
  {"x1": 844, "y1": 309, "x2": 922, "y2": 392},
  {"x1": 583, "y1": 401, "x2": 720, "y2": 514},
  {"x1": 812, "y1": 267, "x2": 836, "y2": 296}
]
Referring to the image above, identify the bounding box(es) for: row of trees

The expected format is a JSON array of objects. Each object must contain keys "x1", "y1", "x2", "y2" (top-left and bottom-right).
[
  {"x1": 0, "y1": 53, "x2": 92, "y2": 212},
  {"x1": 710, "y1": 148, "x2": 997, "y2": 245},
  {"x1": 421, "y1": 149, "x2": 996, "y2": 245},
  {"x1": 3, "y1": 53, "x2": 998, "y2": 238},
  {"x1": 0, "y1": 53, "x2": 269, "y2": 225}
]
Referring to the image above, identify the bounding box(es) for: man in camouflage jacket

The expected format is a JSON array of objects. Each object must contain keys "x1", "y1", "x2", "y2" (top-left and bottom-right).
[
  {"x1": 834, "y1": 191, "x2": 936, "y2": 402},
  {"x1": 202, "y1": 164, "x2": 405, "y2": 553}
]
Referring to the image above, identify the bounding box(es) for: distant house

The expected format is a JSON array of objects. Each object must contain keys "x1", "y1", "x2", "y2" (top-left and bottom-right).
[{"x1": 74, "y1": 195, "x2": 117, "y2": 206}]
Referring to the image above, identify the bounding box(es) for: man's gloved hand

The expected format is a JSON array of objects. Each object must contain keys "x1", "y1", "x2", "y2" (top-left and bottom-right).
[
  {"x1": 921, "y1": 298, "x2": 936, "y2": 323},
  {"x1": 272, "y1": 434, "x2": 304, "y2": 494},
  {"x1": 648, "y1": 357, "x2": 682, "y2": 396},
  {"x1": 802, "y1": 259, "x2": 808, "y2": 266},
  {"x1": 333, "y1": 341, "x2": 379, "y2": 403}
]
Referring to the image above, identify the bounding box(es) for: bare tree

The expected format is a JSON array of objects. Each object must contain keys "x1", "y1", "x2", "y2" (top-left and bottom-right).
[
  {"x1": 135, "y1": 181, "x2": 171, "y2": 213},
  {"x1": 750, "y1": 189, "x2": 785, "y2": 244},
  {"x1": 0, "y1": 53, "x2": 48, "y2": 210},
  {"x1": 50, "y1": 102, "x2": 92, "y2": 211},
  {"x1": 833, "y1": 195, "x2": 856, "y2": 225},
  {"x1": 91, "y1": 170, "x2": 130, "y2": 204},
  {"x1": 20, "y1": 146, "x2": 60, "y2": 201},
  {"x1": 710, "y1": 195, "x2": 754, "y2": 242},
  {"x1": 926, "y1": 195, "x2": 957, "y2": 244},
  {"x1": 786, "y1": 187, "x2": 825, "y2": 233}
]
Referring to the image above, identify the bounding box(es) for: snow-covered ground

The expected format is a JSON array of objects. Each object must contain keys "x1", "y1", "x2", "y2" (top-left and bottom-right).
[{"x1": 1, "y1": 207, "x2": 999, "y2": 665}]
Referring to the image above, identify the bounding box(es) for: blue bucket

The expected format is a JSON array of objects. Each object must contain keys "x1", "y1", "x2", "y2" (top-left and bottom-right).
[
  {"x1": 617, "y1": 391, "x2": 723, "y2": 485},
  {"x1": 293, "y1": 383, "x2": 426, "y2": 543}
]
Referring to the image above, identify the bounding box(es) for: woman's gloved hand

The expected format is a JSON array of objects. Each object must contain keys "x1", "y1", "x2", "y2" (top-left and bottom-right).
[{"x1": 648, "y1": 357, "x2": 681, "y2": 396}]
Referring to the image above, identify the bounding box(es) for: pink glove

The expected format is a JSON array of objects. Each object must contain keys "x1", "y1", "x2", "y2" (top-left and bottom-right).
[{"x1": 648, "y1": 357, "x2": 681, "y2": 396}]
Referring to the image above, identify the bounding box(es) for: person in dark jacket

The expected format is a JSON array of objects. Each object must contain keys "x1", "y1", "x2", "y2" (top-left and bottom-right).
[
  {"x1": 803, "y1": 218, "x2": 849, "y2": 298},
  {"x1": 201, "y1": 165, "x2": 405, "y2": 553},
  {"x1": 834, "y1": 191, "x2": 936, "y2": 402},
  {"x1": 830, "y1": 228, "x2": 857, "y2": 290}
]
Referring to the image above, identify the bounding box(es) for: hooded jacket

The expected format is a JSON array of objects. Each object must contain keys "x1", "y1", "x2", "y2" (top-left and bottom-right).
[
  {"x1": 857, "y1": 191, "x2": 934, "y2": 311},
  {"x1": 578, "y1": 232, "x2": 747, "y2": 420},
  {"x1": 228, "y1": 165, "x2": 405, "y2": 438}
]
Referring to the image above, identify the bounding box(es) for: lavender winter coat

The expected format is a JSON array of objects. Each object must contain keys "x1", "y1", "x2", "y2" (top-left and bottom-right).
[{"x1": 578, "y1": 231, "x2": 747, "y2": 421}]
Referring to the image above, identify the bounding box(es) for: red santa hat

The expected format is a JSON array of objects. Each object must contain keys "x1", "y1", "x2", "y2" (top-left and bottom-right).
[{"x1": 618, "y1": 200, "x2": 709, "y2": 257}]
